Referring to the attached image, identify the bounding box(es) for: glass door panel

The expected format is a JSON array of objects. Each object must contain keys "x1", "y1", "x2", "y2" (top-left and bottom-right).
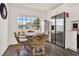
[{"x1": 56, "y1": 13, "x2": 65, "y2": 47}]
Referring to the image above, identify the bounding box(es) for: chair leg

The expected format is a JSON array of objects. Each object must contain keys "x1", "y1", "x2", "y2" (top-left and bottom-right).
[
  {"x1": 42, "y1": 47, "x2": 45, "y2": 55},
  {"x1": 16, "y1": 44, "x2": 21, "y2": 55},
  {"x1": 32, "y1": 48, "x2": 35, "y2": 56},
  {"x1": 18, "y1": 52, "x2": 20, "y2": 56}
]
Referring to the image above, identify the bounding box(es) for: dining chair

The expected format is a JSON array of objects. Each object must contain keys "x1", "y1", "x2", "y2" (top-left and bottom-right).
[
  {"x1": 31, "y1": 34, "x2": 48, "y2": 56},
  {"x1": 14, "y1": 32, "x2": 28, "y2": 55}
]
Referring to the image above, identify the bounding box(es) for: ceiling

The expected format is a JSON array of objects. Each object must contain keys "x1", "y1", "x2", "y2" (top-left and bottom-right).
[{"x1": 9, "y1": 3, "x2": 62, "y2": 12}]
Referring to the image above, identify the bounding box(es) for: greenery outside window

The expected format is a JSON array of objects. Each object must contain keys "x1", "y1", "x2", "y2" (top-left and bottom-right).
[{"x1": 17, "y1": 16, "x2": 40, "y2": 32}]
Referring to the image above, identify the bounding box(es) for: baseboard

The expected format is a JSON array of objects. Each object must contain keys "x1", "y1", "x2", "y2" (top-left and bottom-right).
[
  {"x1": 2, "y1": 45, "x2": 10, "y2": 56},
  {"x1": 66, "y1": 48, "x2": 79, "y2": 54}
]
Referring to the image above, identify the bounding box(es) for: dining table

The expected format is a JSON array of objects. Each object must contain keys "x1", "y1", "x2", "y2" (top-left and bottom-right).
[
  {"x1": 18, "y1": 32, "x2": 39, "y2": 41},
  {"x1": 17, "y1": 32, "x2": 48, "y2": 43}
]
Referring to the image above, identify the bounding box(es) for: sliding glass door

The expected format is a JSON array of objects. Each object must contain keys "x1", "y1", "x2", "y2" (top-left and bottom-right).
[
  {"x1": 56, "y1": 13, "x2": 65, "y2": 47},
  {"x1": 51, "y1": 13, "x2": 65, "y2": 48}
]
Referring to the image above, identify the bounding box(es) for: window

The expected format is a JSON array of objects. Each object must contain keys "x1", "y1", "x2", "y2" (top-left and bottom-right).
[{"x1": 17, "y1": 16, "x2": 40, "y2": 32}]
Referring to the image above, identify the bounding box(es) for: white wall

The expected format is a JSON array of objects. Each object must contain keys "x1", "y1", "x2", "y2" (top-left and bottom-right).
[
  {"x1": 0, "y1": 4, "x2": 8, "y2": 55},
  {"x1": 48, "y1": 3, "x2": 79, "y2": 51},
  {"x1": 8, "y1": 4, "x2": 48, "y2": 45}
]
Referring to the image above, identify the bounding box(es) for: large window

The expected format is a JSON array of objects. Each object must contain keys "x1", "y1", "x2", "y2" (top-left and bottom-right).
[{"x1": 17, "y1": 16, "x2": 40, "y2": 32}]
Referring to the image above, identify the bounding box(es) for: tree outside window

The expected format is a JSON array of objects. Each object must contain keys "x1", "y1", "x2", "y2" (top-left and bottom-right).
[{"x1": 17, "y1": 16, "x2": 40, "y2": 32}]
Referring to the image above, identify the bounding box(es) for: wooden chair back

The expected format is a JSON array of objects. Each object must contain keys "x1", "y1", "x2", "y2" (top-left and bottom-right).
[
  {"x1": 14, "y1": 32, "x2": 20, "y2": 43},
  {"x1": 32, "y1": 34, "x2": 48, "y2": 47}
]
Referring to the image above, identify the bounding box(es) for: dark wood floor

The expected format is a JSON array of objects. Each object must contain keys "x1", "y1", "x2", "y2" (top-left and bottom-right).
[{"x1": 3, "y1": 42, "x2": 79, "y2": 56}]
